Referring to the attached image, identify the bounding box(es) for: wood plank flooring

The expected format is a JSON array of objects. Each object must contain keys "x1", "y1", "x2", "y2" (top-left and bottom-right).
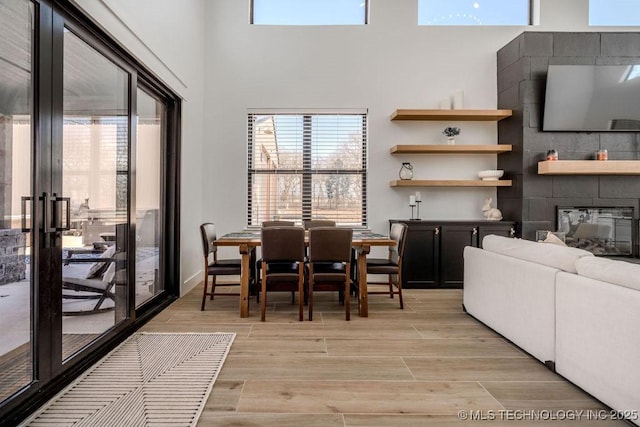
[{"x1": 140, "y1": 284, "x2": 627, "y2": 426}]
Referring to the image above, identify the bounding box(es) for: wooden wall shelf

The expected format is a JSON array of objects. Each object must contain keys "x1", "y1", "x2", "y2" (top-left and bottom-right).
[
  {"x1": 538, "y1": 160, "x2": 640, "y2": 175},
  {"x1": 390, "y1": 144, "x2": 512, "y2": 154},
  {"x1": 390, "y1": 109, "x2": 512, "y2": 121},
  {"x1": 390, "y1": 180, "x2": 512, "y2": 187}
]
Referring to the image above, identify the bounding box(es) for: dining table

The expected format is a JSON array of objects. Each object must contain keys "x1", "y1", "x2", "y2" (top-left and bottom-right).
[{"x1": 214, "y1": 230, "x2": 396, "y2": 318}]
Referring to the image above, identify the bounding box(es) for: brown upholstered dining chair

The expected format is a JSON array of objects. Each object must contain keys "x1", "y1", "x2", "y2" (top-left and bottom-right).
[
  {"x1": 262, "y1": 220, "x2": 295, "y2": 227},
  {"x1": 258, "y1": 220, "x2": 296, "y2": 302},
  {"x1": 363, "y1": 222, "x2": 407, "y2": 309},
  {"x1": 199, "y1": 223, "x2": 243, "y2": 311},
  {"x1": 306, "y1": 227, "x2": 353, "y2": 321},
  {"x1": 303, "y1": 219, "x2": 336, "y2": 229},
  {"x1": 260, "y1": 226, "x2": 306, "y2": 321}
]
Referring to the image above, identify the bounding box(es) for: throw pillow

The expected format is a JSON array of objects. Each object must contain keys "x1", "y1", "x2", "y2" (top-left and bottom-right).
[{"x1": 85, "y1": 245, "x2": 116, "y2": 279}]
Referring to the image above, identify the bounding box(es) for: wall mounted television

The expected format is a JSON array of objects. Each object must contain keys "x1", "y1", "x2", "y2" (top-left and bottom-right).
[{"x1": 543, "y1": 64, "x2": 640, "y2": 131}]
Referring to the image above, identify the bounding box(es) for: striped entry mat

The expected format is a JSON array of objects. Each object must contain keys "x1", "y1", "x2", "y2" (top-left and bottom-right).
[{"x1": 21, "y1": 332, "x2": 235, "y2": 427}]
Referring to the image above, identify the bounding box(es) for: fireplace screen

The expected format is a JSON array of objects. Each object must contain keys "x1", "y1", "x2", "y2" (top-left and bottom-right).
[{"x1": 557, "y1": 207, "x2": 634, "y2": 256}]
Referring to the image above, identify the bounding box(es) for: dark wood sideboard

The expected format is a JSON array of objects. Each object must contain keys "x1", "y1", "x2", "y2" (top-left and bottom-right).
[{"x1": 389, "y1": 220, "x2": 516, "y2": 288}]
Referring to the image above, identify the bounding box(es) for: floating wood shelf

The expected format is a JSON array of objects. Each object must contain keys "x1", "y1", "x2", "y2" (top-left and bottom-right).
[
  {"x1": 538, "y1": 160, "x2": 640, "y2": 175},
  {"x1": 390, "y1": 144, "x2": 512, "y2": 154},
  {"x1": 390, "y1": 109, "x2": 513, "y2": 121},
  {"x1": 390, "y1": 180, "x2": 513, "y2": 187}
]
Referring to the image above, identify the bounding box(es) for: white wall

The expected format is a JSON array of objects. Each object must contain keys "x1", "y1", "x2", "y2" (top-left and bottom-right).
[
  {"x1": 71, "y1": 0, "x2": 640, "y2": 291},
  {"x1": 202, "y1": 0, "x2": 640, "y2": 252},
  {"x1": 71, "y1": 0, "x2": 206, "y2": 294}
]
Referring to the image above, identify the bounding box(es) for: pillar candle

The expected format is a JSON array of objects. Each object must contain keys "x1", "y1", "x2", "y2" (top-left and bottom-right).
[
  {"x1": 439, "y1": 98, "x2": 451, "y2": 109},
  {"x1": 409, "y1": 195, "x2": 416, "y2": 206},
  {"x1": 415, "y1": 191, "x2": 421, "y2": 202},
  {"x1": 453, "y1": 90, "x2": 464, "y2": 109}
]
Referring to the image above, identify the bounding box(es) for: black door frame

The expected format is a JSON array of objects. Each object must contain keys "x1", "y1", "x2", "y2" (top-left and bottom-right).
[{"x1": 0, "y1": 0, "x2": 181, "y2": 423}]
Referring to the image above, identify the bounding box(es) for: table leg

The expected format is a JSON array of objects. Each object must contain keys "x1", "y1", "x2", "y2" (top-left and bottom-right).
[
  {"x1": 357, "y1": 244, "x2": 371, "y2": 317},
  {"x1": 239, "y1": 244, "x2": 251, "y2": 318}
]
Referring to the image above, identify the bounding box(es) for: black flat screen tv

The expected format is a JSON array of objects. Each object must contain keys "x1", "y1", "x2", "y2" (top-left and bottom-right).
[{"x1": 543, "y1": 64, "x2": 640, "y2": 131}]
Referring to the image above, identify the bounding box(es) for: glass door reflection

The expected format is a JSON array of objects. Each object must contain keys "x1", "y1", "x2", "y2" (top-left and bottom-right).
[
  {"x1": 0, "y1": 0, "x2": 34, "y2": 403},
  {"x1": 135, "y1": 88, "x2": 164, "y2": 307},
  {"x1": 61, "y1": 28, "x2": 130, "y2": 359}
]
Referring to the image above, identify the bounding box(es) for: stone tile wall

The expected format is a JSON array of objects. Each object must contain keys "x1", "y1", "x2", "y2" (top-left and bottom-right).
[
  {"x1": 0, "y1": 228, "x2": 26, "y2": 285},
  {"x1": 497, "y1": 32, "x2": 640, "y2": 255}
]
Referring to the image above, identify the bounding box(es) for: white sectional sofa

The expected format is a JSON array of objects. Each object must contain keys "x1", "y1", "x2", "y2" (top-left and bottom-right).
[{"x1": 464, "y1": 235, "x2": 640, "y2": 425}]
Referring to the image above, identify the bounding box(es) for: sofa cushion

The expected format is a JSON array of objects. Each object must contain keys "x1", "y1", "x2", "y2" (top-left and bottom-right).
[
  {"x1": 482, "y1": 235, "x2": 593, "y2": 274},
  {"x1": 575, "y1": 256, "x2": 640, "y2": 291}
]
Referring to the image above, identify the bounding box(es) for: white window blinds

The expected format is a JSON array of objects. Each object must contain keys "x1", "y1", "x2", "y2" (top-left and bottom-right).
[{"x1": 247, "y1": 111, "x2": 367, "y2": 228}]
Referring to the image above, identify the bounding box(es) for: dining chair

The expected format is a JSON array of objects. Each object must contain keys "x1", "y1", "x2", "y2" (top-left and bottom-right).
[
  {"x1": 199, "y1": 223, "x2": 243, "y2": 311},
  {"x1": 306, "y1": 227, "x2": 353, "y2": 321},
  {"x1": 303, "y1": 219, "x2": 336, "y2": 229},
  {"x1": 260, "y1": 226, "x2": 306, "y2": 321},
  {"x1": 363, "y1": 222, "x2": 407, "y2": 309},
  {"x1": 257, "y1": 220, "x2": 296, "y2": 302},
  {"x1": 262, "y1": 220, "x2": 295, "y2": 227}
]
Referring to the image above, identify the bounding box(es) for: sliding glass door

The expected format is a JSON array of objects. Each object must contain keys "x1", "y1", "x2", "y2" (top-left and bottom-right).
[
  {"x1": 0, "y1": 0, "x2": 180, "y2": 420},
  {"x1": 60, "y1": 27, "x2": 131, "y2": 358},
  {"x1": 135, "y1": 88, "x2": 165, "y2": 307},
  {"x1": 0, "y1": 0, "x2": 35, "y2": 403}
]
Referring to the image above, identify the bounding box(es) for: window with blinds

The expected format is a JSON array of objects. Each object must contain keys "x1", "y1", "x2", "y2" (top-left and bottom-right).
[{"x1": 247, "y1": 111, "x2": 367, "y2": 228}]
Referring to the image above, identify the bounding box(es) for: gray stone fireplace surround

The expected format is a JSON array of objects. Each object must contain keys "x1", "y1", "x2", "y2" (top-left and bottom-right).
[{"x1": 497, "y1": 32, "x2": 640, "y2": 256}]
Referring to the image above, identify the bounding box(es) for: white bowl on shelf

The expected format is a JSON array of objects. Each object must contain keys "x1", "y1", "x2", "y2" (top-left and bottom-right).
[{"x1": 478, "y1": 170, "x2": 504, "y2": 181}]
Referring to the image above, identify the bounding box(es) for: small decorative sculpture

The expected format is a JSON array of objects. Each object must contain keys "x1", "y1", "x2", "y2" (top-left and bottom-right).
[{"x1": 482, "y1": 197, "x2": 502, "y2": 221}]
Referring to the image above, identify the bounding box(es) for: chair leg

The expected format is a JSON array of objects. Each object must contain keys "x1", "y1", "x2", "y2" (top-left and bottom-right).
[
  {"x1": 344, "y1": 279, "x2": 350, "y2": 321},
  {"x1": 210, "y1": 275, "x2": 216, "y2": 300},
  {"x1": 261, "y1": 265, "x2": 267, "y2": 322},
  {"x1": 397, "y1": 272, "x2": 404, "y2": 310},
  {"x1": 201, "y1": 273, "x2": 209, "y2": 311},
  {"x1": 298, "y1": 265, "x2": 304, "y2": 322},
  {"x1": 308, "y1": 277, "x2": 314, "y2": 321},
  {"x1": 388, "y1": 275, "x2": 394, "y2": 299}
]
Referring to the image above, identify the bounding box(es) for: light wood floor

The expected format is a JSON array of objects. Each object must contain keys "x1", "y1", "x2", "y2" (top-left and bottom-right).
[{"x1": 140, "y1": 284, "x2": 627, "y2": 426}]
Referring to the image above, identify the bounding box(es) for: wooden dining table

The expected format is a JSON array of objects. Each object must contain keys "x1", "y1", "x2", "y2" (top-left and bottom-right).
[{"x1": 214, "y1": 230, "x2": 396, "y2": 318}]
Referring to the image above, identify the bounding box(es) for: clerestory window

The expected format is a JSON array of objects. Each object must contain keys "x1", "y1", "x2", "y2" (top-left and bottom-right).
[
  {"x1": 589, "y1": 0, "x2": 640, "y2": 26},
  {"x1": 251, "y1": 0, "x2": 368, "y2": 25},
  {"x1": 418, "y1": 0, "x2": 531, "y2": 25}
]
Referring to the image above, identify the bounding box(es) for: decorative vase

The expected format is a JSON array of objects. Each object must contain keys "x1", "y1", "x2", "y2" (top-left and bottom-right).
[
  {"x1": 447, "y1": 137, "x2": 455, "y2": 145},
  {"x1": 399, "y1": 162, "x2": 413, "y2": 180}
]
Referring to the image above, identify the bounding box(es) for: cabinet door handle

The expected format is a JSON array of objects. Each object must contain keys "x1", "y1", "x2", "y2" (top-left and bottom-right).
[
  {"x1": 472, "y1": 227, "x2": 478, "y2": 235},
  {"x1": 434, "y1": 227, "x2": 440, "y2": 235},
  {"x1": 509, "y1": 227, "x2": 516, "y2": 237}
]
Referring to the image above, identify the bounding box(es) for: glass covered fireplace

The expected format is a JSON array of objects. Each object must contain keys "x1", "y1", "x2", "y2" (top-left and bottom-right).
[{"x1": 557, "y1": 207, "x2": 635, "y2": 256}]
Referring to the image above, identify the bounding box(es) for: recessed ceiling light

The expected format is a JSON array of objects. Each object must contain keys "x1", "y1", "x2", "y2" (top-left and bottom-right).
[{"x1": 473, "y1": 2, "x2": 480, "y2": 8}]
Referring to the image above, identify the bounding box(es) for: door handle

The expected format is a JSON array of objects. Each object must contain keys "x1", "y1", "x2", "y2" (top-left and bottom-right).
[
  {"x1": 52, "y1": 194, "x2": 71, "y2": 232},
  {"x1": 42, "y1": 192, "x2": 54, "y2": 233},
  {"x1": 41, "y1": 193, "x2": 71, "y2": 233},
  {"x1": 21, "y1": 196, "x2": 32, "y2": 232},
  {"x1": 472, "y1": 227, "x2": 478, "y2": 235}
]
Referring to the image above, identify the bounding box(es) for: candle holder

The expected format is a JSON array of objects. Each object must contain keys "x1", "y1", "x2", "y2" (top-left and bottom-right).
[
  {"x1": 410, "y1": 204, "x2": 415, "y2": 220},
  {"x1": 415, "y1": 200, "x2": 421, "y2": 220}
]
